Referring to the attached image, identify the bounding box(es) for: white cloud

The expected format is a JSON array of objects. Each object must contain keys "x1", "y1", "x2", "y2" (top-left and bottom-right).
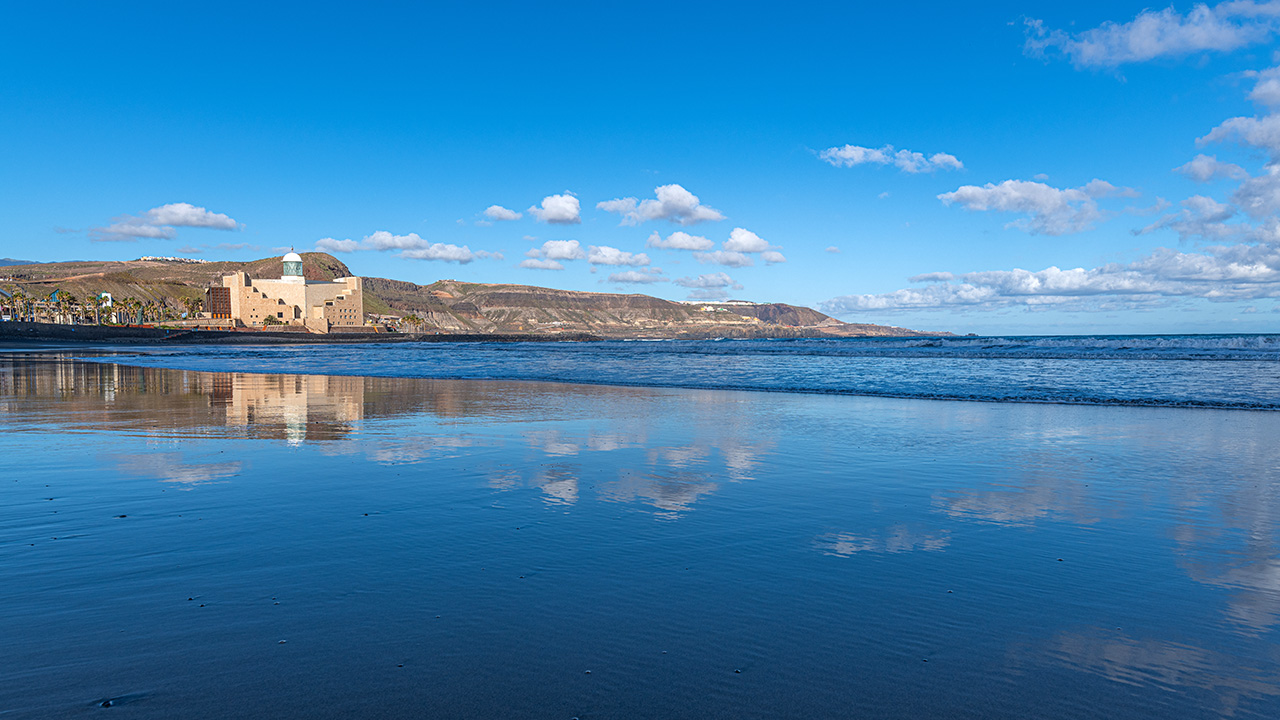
[
  {"x1": 723, "y1": 227, "x2": 769, "y2": 252},
  {"x1": 646, "y1": 230, "x2": 714, "y2": 250},
  {"x1": 314, "y1": 230, "x2": 499, "y2": 263},
  {"x1": 1139, "y1": 195, "x2": 1239, "y2": 240},
  {"x1": 519, "y1": 258, "x2": 565, "y2": 271},
  {"x1": 316, "y1": 237, "x2": 360, "y2": 253},
  {"x1": 89, "y1": 202, "x2": 240, "y2": 242},
  {"x1": 693, "y1": 250, "x2": 754, "y2": 268},
  {"x1": 364, "y1": 230, "x2": 430, "y2": 251},
  {"x1": 521, "y1": 239, "x2": 584, "y2": 268},
  {"x1": 91, "y1": 222, "x2": 176, "y2": 241},
  {"x1": 825, "y1": 246, "x2": 841, "y2": 253},
  {"x1": 145, "y1": 203, "x2": 239, "y2": 229},
  {"x1": 1199, "y1": 113, "x2": 1280, "y2": 160},
  {"x1": 1233, "y1": 169, "x2": 1280, "y2": 218},
  {"x1": 483, "y1": 205, "x2": 522, "y2": 221},
  {"x1": 1024, "y1": 2, "x2": 1280, "y2": 68},
  {"x1": 597, "y1": 184, "x2": 725, "y2": 226},
  {"x1": 819, "y1": 144, "x2": 964, "y2": 173},
  {"x1": 1247, "y1": 65, "x2": 1280, "y2": 107},
  {"x1": 938, "y1": 178, "x2": 1136, "y2": 235},
  {"x1": 821, "y1": 242, "x2": 1280, "y2": 313},
  {"x1": 674, "y1": 272, "x2": 741, "y2": 289},
  {"x1": 531, "y1": 239, "x2": 585, "y2": 260},
  {"x1": 401, "y1": 243, "x2": 495, "y2": 263},
  {"x1": 762, "y1": 250, "x2": 787, "y2": 264},
  {"x1": 587, "y1": 245, "x2": 650, "y2": 266},
  {"x1": 528, "y1": 193, "x2": 581, "y2": 224},
  {"x1": 607, "y1": 268, "x2": 667, "y2": 284},
  {"x1": 1175, "y1": 154, "x2": 1249, "y2": 182}
]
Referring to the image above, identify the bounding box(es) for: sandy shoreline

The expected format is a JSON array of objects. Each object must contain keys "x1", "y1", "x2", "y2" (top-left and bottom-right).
[{"x1": 2, "y1": 357, "x2": 1279, "y2": 719}]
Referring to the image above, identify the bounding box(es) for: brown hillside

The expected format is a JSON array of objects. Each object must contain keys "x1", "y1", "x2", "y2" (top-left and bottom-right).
[{"x1": 1, "y1": 254, "x2": 948, "y2": 338}]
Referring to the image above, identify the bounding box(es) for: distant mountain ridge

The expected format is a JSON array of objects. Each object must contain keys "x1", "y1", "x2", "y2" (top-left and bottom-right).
[
  {"x1": 0, "y1": 253, "x2": 948, "y2": 338},
  {"x1": 0, "y1": 258, "x2": 40, "y2": 266}
]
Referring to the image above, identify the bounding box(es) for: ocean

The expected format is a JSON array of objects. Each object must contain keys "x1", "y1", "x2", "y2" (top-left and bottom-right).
[
  {"x1": 1, "y1": 335, "x2": 1278, "y2": 718},
  {"x1": 80, "y1": 333, "x2": 1280, "y2": 409}
]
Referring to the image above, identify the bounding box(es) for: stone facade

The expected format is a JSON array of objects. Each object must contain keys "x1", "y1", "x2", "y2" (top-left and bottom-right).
[{"x1": 207, "y1": 255, "x2": 364, "y2": 333}]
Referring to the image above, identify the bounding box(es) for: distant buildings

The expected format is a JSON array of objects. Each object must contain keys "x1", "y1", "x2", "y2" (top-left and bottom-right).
[
  {"x1": 207, "y1": 252, "x2": 364, "y2": 332},
  {"x1": 138, "y1": 256, "x2": 210, "y2": 264}
]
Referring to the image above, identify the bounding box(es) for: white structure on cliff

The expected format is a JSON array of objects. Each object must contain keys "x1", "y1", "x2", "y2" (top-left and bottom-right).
[{"x1": 206, "y1": 252, "x2": 364, "y2": 332}]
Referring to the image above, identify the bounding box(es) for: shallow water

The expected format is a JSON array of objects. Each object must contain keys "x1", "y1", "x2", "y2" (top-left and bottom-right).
[
  {"x1": 2, "y1": 356, "x2": 1279, "y2": 718},
  {"x1": 79, "y1": 334, "x2": 1280, "y2": 409}
]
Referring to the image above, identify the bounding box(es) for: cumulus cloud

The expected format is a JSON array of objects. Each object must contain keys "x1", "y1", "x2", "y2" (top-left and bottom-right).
[
  {"x1": 401, "y1": 244, "x2": 497, "y2": 263},
  {"x1": 821, "y1": 242, "x2": 1280, "y2": 314},
  {"x1": 315, "y1": 231, "x2": 498, "y2": 263},
  {"x1": 1139, "y1": 195, "x2": 1239, "y2": 240},
  {"x1": 723, "y1": 227, "x2": 769, "y2": 252},
  {"x1": 607, "y1": 268, "x2": 667, "y2": 284},
  {"x1": 646, "y1": 230, "x2": 714, "y2": 250},
  {"x1": 1175, "y1": 154, "x2": 1249, "y2": 182},
  {"x1": 938, "y1": 178, "x2": 1137, "y2": 235},
  {"x1": 316, "y1": 237, "x2": 361, "y2": 253},
  {"x1": 826, "y1": 246, "x2": 841, "y2": 253},
  {"x1": 520, "y1": 240, "x2": 584, "y2": 269},
  {"x1": 1247, "y1": 65, "x2": 1280, "y2": 107},
  {"x1": 483, "y1": 205, "x2": 522, "y2": 222},
  {"x1": 528, "y1": 193, "x2": 581, "y2": 224},
  {"x1": 597, "y1": 184, "x2": 725, "y2": 226},
  {"x1": 819, "y1": 144, "x2": 964, "y2": 173},
  {"x1": 674, "y1": 272, "x2": 742, "y2": 290},
  {"x1": 525, "y1": 239, "x2": 586, "y2": 261},
  {"x1": 364, "y1": 230, "x2": 431, "y2": 251},
  {"x1": 693, "y1": 250, "x2": 754, "y2": 268},
  {"x1": 518, "y1": 258, "x2": 564, "y2": 271},
  {"x1": 1024, "y1": 2, "x2": 1280, "y2": 68},
  {"x1": 762, "y1": 250, "x2": 787, "y2": 264},
  {"x1": 1199, "y1": 113, "x2": 1280, "y2": 160},
  {"x1": 587, "y1": 245, "x2": 650, "y2": 266},
  {"x1": 89, "y1": 202, "x2": 240, "y2": 242}
]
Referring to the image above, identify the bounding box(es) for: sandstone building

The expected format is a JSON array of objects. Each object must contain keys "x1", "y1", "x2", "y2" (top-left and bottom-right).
[{"x1": 206, "y1": 252, "x2": 364, "y2": 332}]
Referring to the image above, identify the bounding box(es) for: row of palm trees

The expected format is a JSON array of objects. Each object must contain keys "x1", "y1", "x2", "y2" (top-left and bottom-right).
[{"x1": 2, "y1": 287, "x2": 202, "y2": 326}]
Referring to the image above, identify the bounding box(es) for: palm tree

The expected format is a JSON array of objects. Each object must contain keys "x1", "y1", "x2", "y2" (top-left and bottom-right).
[
  {"x1": 9, "y1": 289, "x2": 28, "y2": 322},
  {"x1": 182, "y1": 296, "x2": 202, "y2": 320}
]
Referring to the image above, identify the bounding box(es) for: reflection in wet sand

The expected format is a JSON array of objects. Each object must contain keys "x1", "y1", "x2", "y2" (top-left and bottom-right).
[
  {"x1": 112, "y1": 451, "x2": 243, "y2": 487},
  {"x1": 5, "y1": 355, "x2": 1280, "y2": 718},
  {"x1": 815, "y1": 525, "x2": 951, "y2": 556},
  {"x1": 1019, "y1": 630, "x2": 1280, "y2": 716}
]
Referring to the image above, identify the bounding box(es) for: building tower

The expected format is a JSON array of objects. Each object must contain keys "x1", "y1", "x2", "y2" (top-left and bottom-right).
[{"x1": 282, "y1": 251, "x2": 304, "y2": 283}]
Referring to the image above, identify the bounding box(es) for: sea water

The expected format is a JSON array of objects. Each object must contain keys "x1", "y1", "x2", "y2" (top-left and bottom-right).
[
  {"x1": 82, "y1": 334, "x2": 1280, "y2": 409},
  {"x1": 1, "y1": 340, "x2": 1279, "y2": 718}
]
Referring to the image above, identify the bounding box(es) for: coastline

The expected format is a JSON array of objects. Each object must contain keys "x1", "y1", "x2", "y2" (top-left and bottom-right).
[{"x1": 0, "y1": 321, "x2": 601, "y2": 345}]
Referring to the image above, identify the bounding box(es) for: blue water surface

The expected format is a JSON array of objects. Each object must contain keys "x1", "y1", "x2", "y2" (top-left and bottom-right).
[{"x1": 80, "y1": 334, "x2": 1280, "y2": 409}]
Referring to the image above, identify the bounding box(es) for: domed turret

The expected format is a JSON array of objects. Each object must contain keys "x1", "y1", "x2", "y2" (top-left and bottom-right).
[{"x1": 282, "y1": 251, "x2": 304, "y2": 282}]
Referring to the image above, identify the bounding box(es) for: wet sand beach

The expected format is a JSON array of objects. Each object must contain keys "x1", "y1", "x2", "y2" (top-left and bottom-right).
[{"x1": 2, "y1": 356, "x2": 1279, "y2": 718}]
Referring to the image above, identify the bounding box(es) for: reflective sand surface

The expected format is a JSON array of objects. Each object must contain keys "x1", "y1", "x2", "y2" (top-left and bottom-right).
[{"x1": 2, "y1": 356, "x2": 1279, "y2": 718}]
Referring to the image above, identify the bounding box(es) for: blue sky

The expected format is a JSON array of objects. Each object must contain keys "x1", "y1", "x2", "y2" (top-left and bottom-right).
[{"x1": 4, "y1": 1, "x2": 1280, "y2": 334}]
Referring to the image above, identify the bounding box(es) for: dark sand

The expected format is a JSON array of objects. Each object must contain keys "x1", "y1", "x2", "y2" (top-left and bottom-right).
[{"x1": 2, "y1": 357, "x2": 1279, "y2": 718}]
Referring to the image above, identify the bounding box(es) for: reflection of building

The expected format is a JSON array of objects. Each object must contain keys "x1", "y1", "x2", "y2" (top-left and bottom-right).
[
  {"x1": 215, "y1": 373, "x2": 366, "y2": 444},
  {"x1": 207, "y1": 252, "x2": 363, "y2": 332}
]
